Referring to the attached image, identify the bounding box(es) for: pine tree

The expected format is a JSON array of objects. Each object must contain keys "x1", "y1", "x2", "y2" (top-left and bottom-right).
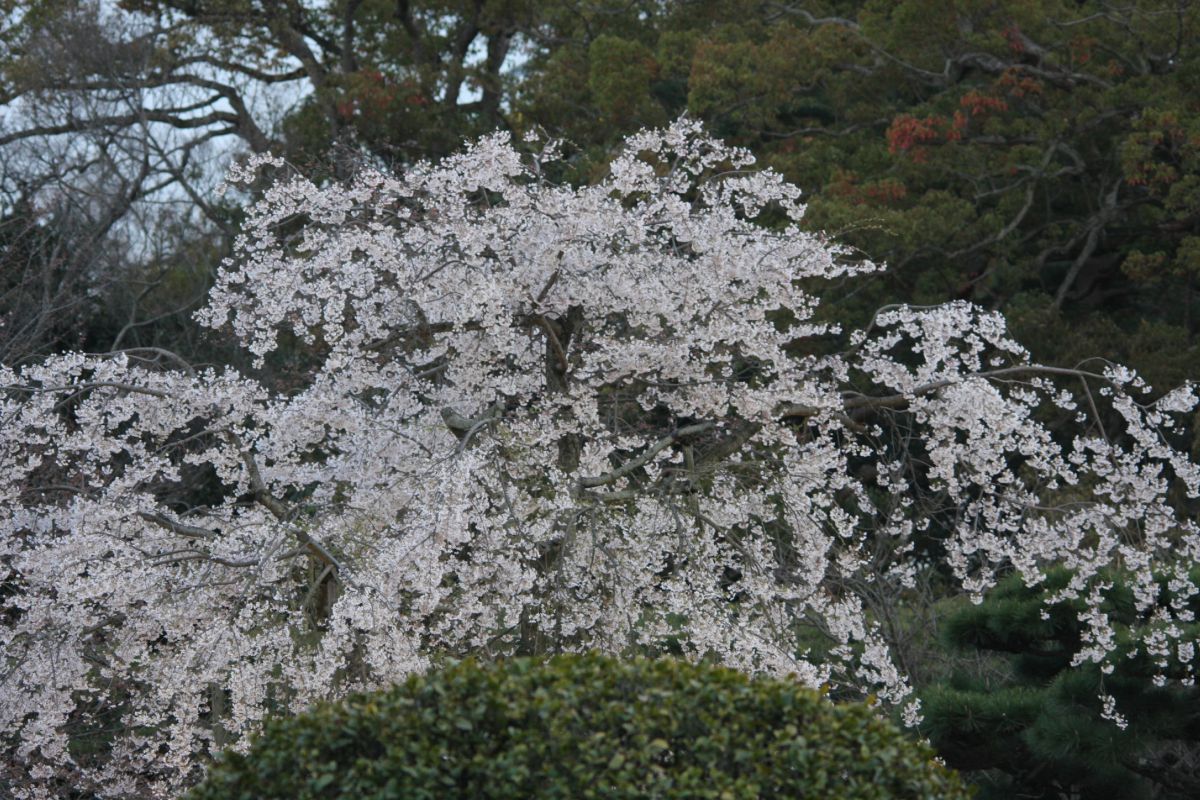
[{"x1": 923, "y1": 568, "x2": 1200, "y2": 799}]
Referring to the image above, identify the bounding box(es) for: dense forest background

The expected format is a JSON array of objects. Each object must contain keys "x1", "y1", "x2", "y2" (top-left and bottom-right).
[{"x1": 3, "y1": 2, "x2": 1199, "y2": 798}]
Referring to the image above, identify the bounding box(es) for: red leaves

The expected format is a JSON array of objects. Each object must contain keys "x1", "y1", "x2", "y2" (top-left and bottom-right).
[
  {"x1": 887, "y1": 86, "x2": 1016, "y2": 160},
  {"x1": 950, "y1": 110, "x2": 969, "y2": 139},
  {"x1": 337, "y1": 71, "x2": 427, "y2": 122},
  {"x1": 829, "y1": 170, "x2": 907, "y2": 205},
  {"x1": 863, "y1": 180, "x2": 908, "y2": 204},
  {"x1": 887, "y1": 114, "x2": 948, "y2": 161},
  {"x1": 998, "y1": 67, "x2": 1046, "y2": 98},
  {"x1": 997, "y1": 67, "x2": 1043, "y2": 98},
  {"x1": 887, "y1": 111, "x2": 972, "y2": 161},
  {"x1": 960, "y1": 90, "x2": 1009, "y2": 117}
]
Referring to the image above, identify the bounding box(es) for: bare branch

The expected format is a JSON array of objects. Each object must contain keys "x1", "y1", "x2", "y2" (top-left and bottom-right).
[
  {"x1": 577, "y1": 422, "x2": 715, "y2": 490},
  {"x1": 137, "y1": 511, "x2": 219, "y2": 541}
]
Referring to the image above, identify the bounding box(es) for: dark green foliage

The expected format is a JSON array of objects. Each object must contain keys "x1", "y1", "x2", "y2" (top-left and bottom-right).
[
  {"x1": 189, "y1": 653, "x2": 968, "y2": 800},
  {"x1": 514, "y1": 1, "x2": 1200, "y2": 396},
  {"x1": 921, "y1": 570, "x2": 1200, "y2": 800}
]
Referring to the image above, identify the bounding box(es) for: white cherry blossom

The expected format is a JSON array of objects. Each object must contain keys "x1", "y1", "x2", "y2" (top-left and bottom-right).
[{"x1": 2, "y1": 119, "x2": 1199, "y2": 797}]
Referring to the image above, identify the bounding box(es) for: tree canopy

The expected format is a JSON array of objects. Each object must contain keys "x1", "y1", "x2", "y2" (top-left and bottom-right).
[{"x1": 2, "y1": 119, "x2": 1199, "y2": 797}]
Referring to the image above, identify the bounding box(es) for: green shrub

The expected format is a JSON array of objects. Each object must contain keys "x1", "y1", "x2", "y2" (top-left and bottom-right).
[{"x1": 189, "y1": 653, "x2": 967, "y2": 799}]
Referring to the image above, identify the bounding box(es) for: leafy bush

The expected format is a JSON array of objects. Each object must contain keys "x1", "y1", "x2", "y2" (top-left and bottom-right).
[{"x1": 189, "y1": 654, "x2": 967, "y2": 799}]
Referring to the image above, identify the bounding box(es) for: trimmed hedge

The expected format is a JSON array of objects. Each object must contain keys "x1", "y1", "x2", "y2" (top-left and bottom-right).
[{"x1": 189, "y1": 654, "x2": 967, "y2": 799}]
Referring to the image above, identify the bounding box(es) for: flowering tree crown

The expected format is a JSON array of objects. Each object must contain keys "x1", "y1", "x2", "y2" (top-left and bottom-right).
[{"x1": 2, "y1": 119, "x2": 1198, "y2": 797}]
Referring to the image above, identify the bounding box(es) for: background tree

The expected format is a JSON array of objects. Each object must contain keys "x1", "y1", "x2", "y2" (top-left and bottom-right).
[
  {"x1": 0, "y1": 0, "x2": 666, "y2": 361},
  {"x1": 0, "y1": 196, "x2": 108, "y2": 362},
  {"x1": 922, "y1": 569, "x2": 1200, "y2": 799},
  {"x1": 513, "y1": 1, "x2": 1200, "y2": 390}
]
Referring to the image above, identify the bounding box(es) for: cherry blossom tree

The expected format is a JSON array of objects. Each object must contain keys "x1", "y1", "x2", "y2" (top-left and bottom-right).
[{"x1": 2, "y1": 119, "x2": 1199, "y2": 797}]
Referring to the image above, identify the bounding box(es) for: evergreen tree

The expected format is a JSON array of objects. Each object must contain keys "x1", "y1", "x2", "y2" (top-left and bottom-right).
[{"x1": 922, "y1": 569, "x2": 1200, "y2": 799}]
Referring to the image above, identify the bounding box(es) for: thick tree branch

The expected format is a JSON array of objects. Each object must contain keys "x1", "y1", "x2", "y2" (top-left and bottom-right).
[
  {"x1": 577, "y1": 421, "x2": 714, "y2": 490},
  {"x1": 230, "y1": 433, "x2": 343, "y2": 573},
  {"x1": 137, "y1": 511, "x2": 219, "y2": 540}
]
